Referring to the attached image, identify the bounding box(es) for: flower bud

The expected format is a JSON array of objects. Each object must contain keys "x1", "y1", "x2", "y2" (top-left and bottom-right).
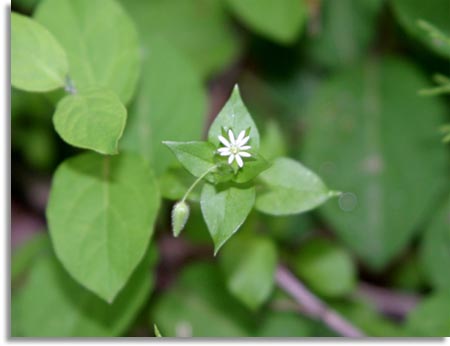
[{"x1": 171, "y1": 201, "x2": 190, "y2": 237}]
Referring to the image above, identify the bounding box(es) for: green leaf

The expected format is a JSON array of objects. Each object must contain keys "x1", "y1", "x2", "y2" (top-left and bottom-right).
[
  {"x1": 15, "y1": 246, "x2": 158, "y2": 337},
  {"x1": 120, "y1": 37, "x2": 206, "y2": 176},
  {"x1": 118, "y1": 0, "x2": 240, "y2": 79},
  {"x1": 255, "y1": 157, "x2": 337, "y2": 216},
  {"x1": 257, "y1": 312, "x2": 314, "y2": 337},
  {"x1": 302, "y1": 57, "x2": 449, "y2": 270},
  {"x1": 11, "y1": 12, "x2": 68, "y2": 92},
  {"x1": 53, "y1": 88, "x2": 127, "y2": 154},
  {"x1": 306, "y1": 0, "x2": 383, "y2": 68},
  {"x1": 391, "y1": 0, "x2": 450, "y2": 58},
  {"x1": 405, "y1": 293, "x2": 450, "y2": 336},
  {"x1": 421, "y1": 195, "x2": 450, "y2": 291},
  {"x1": 225, "y1": 0, "x2": 306, "y2": 44},
  {"x1": 46, "y1": 152, "x2": 160, "y2": 302},
  {"x1": 163, "y1": 141, "x2": 216, "y2": 179},
  {"x1": 200, "y1": 183, "x2": 255, "y2": 254},
  {"x1": 220, "y1": 234, "x2": 277, "y2": 310},
  {"x1": 208, "y1": 85, "x2": 260, "y2": 150},
  {"x1": 292, "y1": 238, "x2": 356, "y2": 298},
  {"x1": 150, "y1": 263, "x2": 253, "y2": 337},
  {"x1": 35, "y1": 0, "x2": 140, "y2": 104},
  {"x1": 153, "y1": 324, "x2": 162, "y2": 337},
  {"x1": 233, "y1": 152, "x2": 271, "y2": 184}
]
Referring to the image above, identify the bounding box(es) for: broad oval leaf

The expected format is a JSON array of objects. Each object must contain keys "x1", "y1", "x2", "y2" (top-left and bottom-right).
[
  {"x1": 391, "y1": 0, "x2": 450, "y2": 58},
  {"x1": 292, "y1": 238, "x2": 356, "y2": 298},
  {"x1": 302, "y1": 57, "x2": 449, "y2": 270},
  {"x1": 11, "y1": 12, "x2": 68, "y2": 92},
  {"x1": 120, "y1": 37, "x2": 206, "y2": 176},
  {"x1": 255, "y1": 157, "x2": 337, "y2": 215},
  {"x1": 46, "y1": 152, "x2": 160, "y2": 302},
  {"x1": 226, "y1": 0, "x2": 306, "y2": 44},
  {"x1": 200, "y1": 182, "x2": 255, "y2": 254},
  {"x1": 163, "y1": 141, "x2": 216, "y2": 178},
  {"x1": 208, "y1": 85, "x2": 260, "y2": 150},
  {"x1": 220, "y1": 234, "x2": 277, "y2": 310},
  {"x1": 53, "y1": 88, "x2": 127, "y2": 154},
  {"x1": 15, "y1": 245, "x2": 158, "y2": 337},
  {"x1": 421, "y1": 195, "x2": 450, "y2": 291},
  {"x1": 35, "y1": 0, "x2": 140, "y2": 104}
]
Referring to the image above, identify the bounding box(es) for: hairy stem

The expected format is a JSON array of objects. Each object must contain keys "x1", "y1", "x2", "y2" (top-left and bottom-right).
[{"x1": 180, "y1": 165, "x2": 217, "y2": 203}]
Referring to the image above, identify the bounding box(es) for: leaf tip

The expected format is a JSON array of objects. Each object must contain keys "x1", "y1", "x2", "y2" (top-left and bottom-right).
[
  {"x1": 329, "y1": 190, "x2": 342, "y2": 198},
  {"x1": 154, "y1": 324, "x2": 162, "y2": 337}
]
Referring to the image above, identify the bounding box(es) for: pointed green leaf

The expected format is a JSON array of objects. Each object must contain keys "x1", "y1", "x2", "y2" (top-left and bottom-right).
[
  {"x1": 35, "y1": 0, "x2": 140, "y2": 104},
  {"x1": 200, "y1": 183, "x2": 255, "y2": 254},
  {"x1": 233, "y1": 152, "x2": 271, "y2": 184},
  {"x1": 208, "y1": 85, "x2": 260, "y2": 150},
  {"x1": 255, "y1": 157, "x2": 337, "y2": 216},
  {"x1": 226, "y1": 0, "x2": 306, "y2": 44},
  {"x1": 163, "y1": 141, "x2": 216, "y2": 178},
  {"x1": 120, "y1": 37, "x2": 206, "y2": 176},
  {"x1": 153, "y1": 324, "x2": 163, "y2": 337},
  {"x1": 302, "y1": 57, "x2": 449, "y2": 270},
  {"x1": 53, "y1": 88, "x2": 127, "y2": 154},
  {"x1": 11, "y1": 12, "x2": 68, "y2": 92},
  {"x1": 220, "y1": 234, "x2": 277, "y2": 310},
  {"x1": 46, "y1": 152, "x2": 160, "y2": 302},
  {"x1": 15, "y1": 246, "x2": 158, "y2": 337},
  {"x1": 421, "y1": 195, "x2": 450, "y2": 291}
]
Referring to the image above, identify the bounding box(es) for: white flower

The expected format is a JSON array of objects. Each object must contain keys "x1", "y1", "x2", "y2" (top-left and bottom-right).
[{"x1": 217, "y1": 129, "x2": 251, "y2": 168}]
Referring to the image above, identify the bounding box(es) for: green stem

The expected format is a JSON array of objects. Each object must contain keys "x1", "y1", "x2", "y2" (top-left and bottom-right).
[{"x1": 181, "y1": 165, "x2": 217, "y2": 203}]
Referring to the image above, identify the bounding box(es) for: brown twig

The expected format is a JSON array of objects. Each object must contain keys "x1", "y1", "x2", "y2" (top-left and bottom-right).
[{"x1": 275, "y1": 265, "x2": 365, "y2": 338}]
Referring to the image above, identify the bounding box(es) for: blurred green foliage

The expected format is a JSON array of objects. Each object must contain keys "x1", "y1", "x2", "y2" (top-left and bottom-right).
[{"x1": 11, "y1": 0, "x2": 450, "y2": 338}]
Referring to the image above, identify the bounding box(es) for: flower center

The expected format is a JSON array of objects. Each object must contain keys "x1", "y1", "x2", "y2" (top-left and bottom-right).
[{"x1": 230, "y1": 146, "x2": 239, "y2": 154}]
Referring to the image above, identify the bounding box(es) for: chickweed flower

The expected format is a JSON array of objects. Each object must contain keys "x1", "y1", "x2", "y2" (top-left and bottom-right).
[{"x1": 217, "y1": 129, "x2": 251, "y2": 168}]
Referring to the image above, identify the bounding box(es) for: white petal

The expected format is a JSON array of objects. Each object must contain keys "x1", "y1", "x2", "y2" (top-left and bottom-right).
[
  {"x1": 218, "y1": 148, "x2": 231, "y2": 156},
  {"x1": 239, "y1": 145, "x2": 251, "y2": 151},
  {"x1": 239, "y1": 151, "x2": 251, "y2": 157},
  {"x1": 235, "y1": 154, "x2": 243, "y2": 167},
  {"x1": 239, "y1": 136, "x2": 250, "y2": 146},
  {"x1": 236, "y1": 130, "x2": 246, "y2": 144},
  {"x1": 218, "y1": 135, "x2": 230, "y2": 147},
  {"x1": 228, "y1": 154, "x2": 235, "y2": 164},
  {"x1": 228, "y1": 129, "x2": 235, "y2": 144}
]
